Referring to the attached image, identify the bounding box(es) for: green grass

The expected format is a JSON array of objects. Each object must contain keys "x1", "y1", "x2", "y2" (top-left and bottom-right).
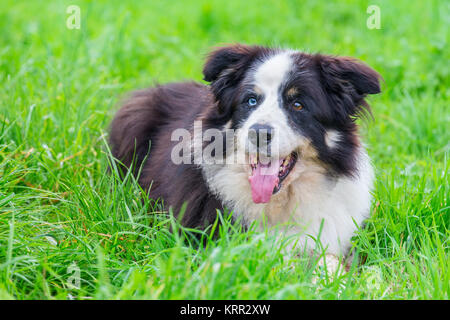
[{"x1": 0, "y1": 0, "x2": 448, "y2": 299}]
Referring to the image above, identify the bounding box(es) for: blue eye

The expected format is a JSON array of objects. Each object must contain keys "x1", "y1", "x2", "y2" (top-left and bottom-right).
[{"x1": 247, "y1": 97, "x2": 257, "y2": 106}]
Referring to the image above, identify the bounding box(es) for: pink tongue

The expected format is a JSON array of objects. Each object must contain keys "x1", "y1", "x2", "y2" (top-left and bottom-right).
[{"x1": 248, "y1": 159, "x2": 282, "y2": 204}]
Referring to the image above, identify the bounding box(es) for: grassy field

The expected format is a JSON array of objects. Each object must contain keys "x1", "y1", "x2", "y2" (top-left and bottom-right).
[{"x1": 0, "y1": 0, "x2": 448, "y2": 299}]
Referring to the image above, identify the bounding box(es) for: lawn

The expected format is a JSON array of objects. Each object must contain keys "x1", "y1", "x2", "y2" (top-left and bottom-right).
[{"x1": 0, "y1": 0, "x2": 448, "y2": 299}]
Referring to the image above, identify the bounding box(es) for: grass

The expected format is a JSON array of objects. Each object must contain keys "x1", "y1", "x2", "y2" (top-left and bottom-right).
[{"x1": 0, "y1": 0, "x2": 448, "y2": 299}]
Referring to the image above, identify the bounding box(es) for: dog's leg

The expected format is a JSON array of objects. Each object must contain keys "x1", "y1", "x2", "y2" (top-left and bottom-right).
[{"x1": 312, "y1": 253, "x2": 347, "y2": 284}]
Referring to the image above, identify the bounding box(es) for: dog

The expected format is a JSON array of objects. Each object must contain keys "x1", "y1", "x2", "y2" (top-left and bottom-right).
[{"x1": 110, "y1": 44, "x2": 381, "y2": 265}]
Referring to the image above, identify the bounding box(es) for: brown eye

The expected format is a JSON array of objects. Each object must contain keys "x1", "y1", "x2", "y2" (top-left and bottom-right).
[{"x1": 293, "y1": 101, "x2": 303, "y2": 110}]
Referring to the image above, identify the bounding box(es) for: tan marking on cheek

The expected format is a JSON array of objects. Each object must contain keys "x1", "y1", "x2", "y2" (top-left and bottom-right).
[
  {"x1": 276, "y1": 142, "x2": 324, "y2": 191},
  {"x1": 300, "y1": 141, "x2": 319, "y2": 160}
]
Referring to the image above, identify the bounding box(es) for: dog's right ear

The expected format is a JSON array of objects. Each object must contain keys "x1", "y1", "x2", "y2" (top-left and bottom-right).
[
  {"x1": 203, "y1": 44, "x2": 256, "y2": 82},
  {"x1": 203, "y1": 44, "x2": 260, "y2": 115}
]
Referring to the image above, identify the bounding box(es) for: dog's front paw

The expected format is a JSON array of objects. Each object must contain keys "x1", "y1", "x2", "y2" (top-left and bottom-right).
[{"x1": 312, "y1": 254, "x2": 345, "y2": 283}]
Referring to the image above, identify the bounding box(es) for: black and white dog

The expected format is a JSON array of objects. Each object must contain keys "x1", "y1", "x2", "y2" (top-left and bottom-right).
[{"x1": 110, "y1": 44, "x2": 381, "y2": 264}]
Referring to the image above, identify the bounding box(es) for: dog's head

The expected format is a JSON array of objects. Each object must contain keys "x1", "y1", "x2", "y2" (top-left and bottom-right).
[{"x1": 203, "y1": 44, "x2": 381, "y2": 204}]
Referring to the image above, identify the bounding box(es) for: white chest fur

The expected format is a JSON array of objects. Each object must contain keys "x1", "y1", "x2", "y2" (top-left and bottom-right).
[{"x1": 202, "y1": 146, "x2": 374, "y2": 256}]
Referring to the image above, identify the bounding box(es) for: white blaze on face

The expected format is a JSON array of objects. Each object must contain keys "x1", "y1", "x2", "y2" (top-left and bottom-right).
[
  {"x1": 237, "y1": 51, "x2": 306, "y2": 159},
  {"x1": 234, "y1": 51, "x2": 308, "y2": 204},
  {"x1": 254, "y1": 51, "x2": 292, "y2": 94}
]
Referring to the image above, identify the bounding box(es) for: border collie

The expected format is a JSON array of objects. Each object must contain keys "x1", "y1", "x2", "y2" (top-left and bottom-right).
[{"x1": 110, "y1": 44, "x2": 381, "y2": 265}]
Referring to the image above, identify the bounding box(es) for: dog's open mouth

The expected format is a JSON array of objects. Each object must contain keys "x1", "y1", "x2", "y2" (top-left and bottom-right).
[{"x1": 248, "y1": 152, "x2": 298, "y2": 204}]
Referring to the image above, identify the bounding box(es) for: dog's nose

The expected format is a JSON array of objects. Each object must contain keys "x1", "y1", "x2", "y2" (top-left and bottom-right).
[{"x1": 248, "y1": 123, "x2": 273, "y2": 148}]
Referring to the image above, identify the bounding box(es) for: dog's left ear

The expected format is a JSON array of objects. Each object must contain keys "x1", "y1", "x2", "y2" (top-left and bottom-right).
[{"x1": 316, "y1": 55, "x2": 382, "y2": 119}]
